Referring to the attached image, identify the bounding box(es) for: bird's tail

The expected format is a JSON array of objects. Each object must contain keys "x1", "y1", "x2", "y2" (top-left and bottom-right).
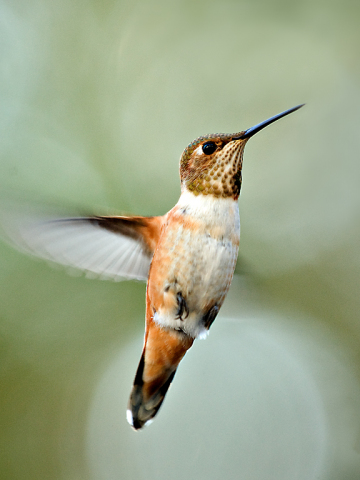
[{"x1": 127, "y1": 321, "x2": 193, "y2": 430}]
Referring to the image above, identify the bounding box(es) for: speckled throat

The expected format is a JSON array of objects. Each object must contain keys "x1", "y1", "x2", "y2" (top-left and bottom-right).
[{"x1": 180, "y1": 132, "x2": 248, "y2": 200}]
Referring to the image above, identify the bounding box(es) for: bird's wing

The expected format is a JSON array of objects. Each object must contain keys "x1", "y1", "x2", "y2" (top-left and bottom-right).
[{"x1": 0, "y1": 207, "x2": 164, "y2": 281}]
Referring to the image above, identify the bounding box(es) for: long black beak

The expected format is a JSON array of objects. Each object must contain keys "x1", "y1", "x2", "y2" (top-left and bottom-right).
[{"x1": 234, "y1": 104, "x2": 304, "y2": 140}]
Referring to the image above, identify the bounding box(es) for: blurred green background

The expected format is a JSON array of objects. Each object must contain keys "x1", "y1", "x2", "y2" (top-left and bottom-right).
[{"x1": 1, "y1": 0, "x2": 360, "y2": 479}]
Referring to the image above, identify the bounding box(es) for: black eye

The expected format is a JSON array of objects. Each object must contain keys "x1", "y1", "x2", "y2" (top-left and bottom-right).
[{"x1": 202, "y1": 141, "x2": 217, "y2": 155}]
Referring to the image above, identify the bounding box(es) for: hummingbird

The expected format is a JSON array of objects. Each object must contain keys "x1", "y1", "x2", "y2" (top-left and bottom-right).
[{"x1": 0, "y1": 105, "x2": 303, "y2": 430}]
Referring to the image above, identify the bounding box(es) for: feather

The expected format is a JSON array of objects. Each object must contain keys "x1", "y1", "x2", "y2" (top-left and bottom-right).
[{"x1": 0, "y1": 205, "x2": 163, "y2": 282}]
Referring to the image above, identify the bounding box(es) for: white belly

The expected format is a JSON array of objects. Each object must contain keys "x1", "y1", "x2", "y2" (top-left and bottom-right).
[{"x1": 152, "y1": 191, "x2": 240, "y2": 338}]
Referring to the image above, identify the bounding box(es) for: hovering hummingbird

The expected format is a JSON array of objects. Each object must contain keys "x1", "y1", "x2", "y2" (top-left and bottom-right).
[{"x1": 0, "y1": 105, "x2": 303, "y2": 430}]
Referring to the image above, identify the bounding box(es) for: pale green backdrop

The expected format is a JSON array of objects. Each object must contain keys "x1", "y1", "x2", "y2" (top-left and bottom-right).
[{"x1": 1, "y1": 1, "x2": 360, "y2": 479}]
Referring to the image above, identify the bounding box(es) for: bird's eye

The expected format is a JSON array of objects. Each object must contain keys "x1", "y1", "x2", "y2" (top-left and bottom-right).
[{"x1": 202, "y1": 141, "x2": 217, "y2": 155}]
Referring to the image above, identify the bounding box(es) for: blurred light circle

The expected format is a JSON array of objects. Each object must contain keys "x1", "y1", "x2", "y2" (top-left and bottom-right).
[{"x1": 86, "y1": 317, "x2": 329, "y2": 480}]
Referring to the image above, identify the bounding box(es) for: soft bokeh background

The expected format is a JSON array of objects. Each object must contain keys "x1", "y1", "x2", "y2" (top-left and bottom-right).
[{"x1": 1, "y1": 0, "x2": 360, "y2": 479}]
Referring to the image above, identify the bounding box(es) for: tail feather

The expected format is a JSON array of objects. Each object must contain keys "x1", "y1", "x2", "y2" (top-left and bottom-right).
[
  {"x1": 127, "y1": 322, "x2": 193, "y2": 430},
  {"x1": 127, "y1": 353, "x2": 177, "y2": 430}
]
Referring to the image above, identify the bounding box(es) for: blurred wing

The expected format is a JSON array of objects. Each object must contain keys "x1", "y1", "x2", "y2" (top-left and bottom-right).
[{"x1": 0, "y1": 210, "x2": 164, "y2": 281}]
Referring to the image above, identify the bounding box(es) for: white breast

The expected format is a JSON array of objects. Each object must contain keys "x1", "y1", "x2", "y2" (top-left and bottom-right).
[
  {"x1": 177, "y1": 190, "x2": 240, "y2": 236},
  {"x1": 153, "y1": 191, "x2": 240, "y2": 339}
]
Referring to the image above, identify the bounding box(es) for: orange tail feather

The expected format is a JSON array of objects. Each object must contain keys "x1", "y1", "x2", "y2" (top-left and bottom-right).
[{"x1": 127, "y1": 321, "x2": 193, "y2": 430}]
